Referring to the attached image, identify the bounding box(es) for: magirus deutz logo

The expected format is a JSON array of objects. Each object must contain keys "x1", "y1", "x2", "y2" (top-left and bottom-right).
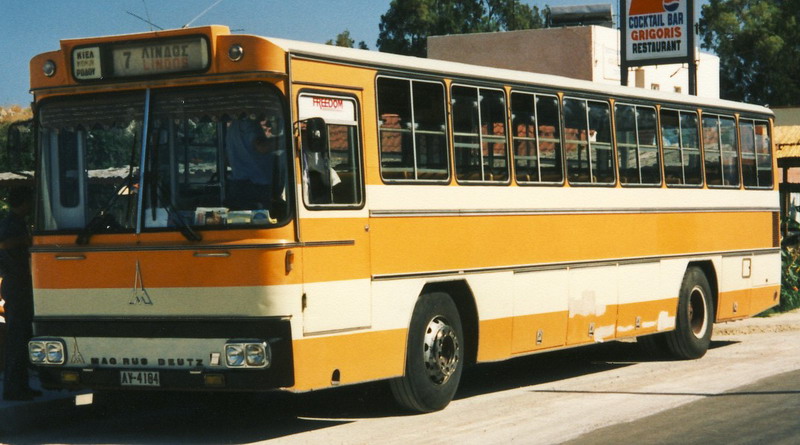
[{"x1": 129, "y1": 260, "x2": 153, "y2": 305}]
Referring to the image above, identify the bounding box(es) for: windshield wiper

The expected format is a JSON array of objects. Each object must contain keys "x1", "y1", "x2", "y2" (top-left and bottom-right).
[
  {"x1": 148, "y1": 136, "x2": 202, "y2": 242},
  {"x1": 164, "y1": 198, "x2": 202, "y2": 242},
  {"x1": 76, "y1": 131, "x2": 140, "y2": 245},
  {"x1": 75, "y1": 173, "x2": 135, "y2": 245}
]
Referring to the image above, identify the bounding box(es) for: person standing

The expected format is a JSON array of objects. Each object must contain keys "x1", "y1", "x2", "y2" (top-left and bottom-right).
[{"x1": 1, "y1": 187, "x2": 40, "y2": 401}]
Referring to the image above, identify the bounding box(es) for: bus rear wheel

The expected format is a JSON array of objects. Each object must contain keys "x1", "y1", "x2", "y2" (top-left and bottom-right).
[
  {"x1": 390, "y1": 292, "x2": 464, "y2": 413},
  {"x1": 665, "y1": 266, "x2": 714, "y2": 359}
]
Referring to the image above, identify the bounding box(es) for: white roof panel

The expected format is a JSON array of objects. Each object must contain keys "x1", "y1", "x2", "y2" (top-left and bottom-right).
[{"x1": 265, "y1": 36, "x2": 771, "y2": 116}]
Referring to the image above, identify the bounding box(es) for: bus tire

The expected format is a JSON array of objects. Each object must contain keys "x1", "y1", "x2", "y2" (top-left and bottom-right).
[
  {"x1": 390, "y1": 292, "x2": 464, "y2": 413},
  {"x1": 665, "y1": 266, "x2": 714, "y2": 359}
]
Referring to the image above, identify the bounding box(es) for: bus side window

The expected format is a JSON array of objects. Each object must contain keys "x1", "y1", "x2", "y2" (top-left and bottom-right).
[
  {"x1": 511, "y1": 92, "x2": 562, "y2": 184},
  {"x1": 661, "y1": 109, "x2": 702, "y2": 186},
  {"x1": 740, "y1": 119, "x2": 773, "y2": 189},
  {"x1": 377, "y1": 77, "x2": 449, "y2": 182},
  {"x1": 703, "y1": 114, "x2": 740, "y2": 188},
  {"x1": 615, "y1": 104, "x2": 660, "y2": 186},
  {"x1": 299, "y1": 95, "x2": 363, "y2": 207},
  {"x1": 563, "y1": 97, "x2": 614, "y2": 185},
  {"x1": 452, "y1": 85, "x2": 509, "y2": 183}
]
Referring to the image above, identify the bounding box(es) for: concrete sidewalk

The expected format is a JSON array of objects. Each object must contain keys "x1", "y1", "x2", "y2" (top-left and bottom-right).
[{"x1": 0, "y1": 309, "x2": 798, "y2": 435}]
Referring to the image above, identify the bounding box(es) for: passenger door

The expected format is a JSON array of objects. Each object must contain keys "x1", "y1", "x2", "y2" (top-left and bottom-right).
[{"x1": 296, "y1": 92, "x2": 371, "y2": 334}]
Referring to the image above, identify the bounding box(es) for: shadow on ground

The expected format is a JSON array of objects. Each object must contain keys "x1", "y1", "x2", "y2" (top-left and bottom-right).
[{"x1": 2, "y1": 339, "x2": 741, "y2": 444}]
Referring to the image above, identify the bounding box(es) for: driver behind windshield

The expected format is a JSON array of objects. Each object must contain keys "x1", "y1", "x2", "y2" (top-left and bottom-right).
[{"x1": 225, "y1": 116, "x2": 284, "y2": 211}]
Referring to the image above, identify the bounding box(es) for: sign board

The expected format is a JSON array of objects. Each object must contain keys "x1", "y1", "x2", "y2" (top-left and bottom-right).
[
  {"x1": 620, "y1": 0, "x2": 696, "y2": 93},
  {"x1": 72, "y1": 36, "x2": 210, "y2": 81},
  {"x1": 624, "y1": 0, "x2": 690, "y2": 63},
  {"x1": 298, "y1": 95, "x2": 357, "y2": 125}
]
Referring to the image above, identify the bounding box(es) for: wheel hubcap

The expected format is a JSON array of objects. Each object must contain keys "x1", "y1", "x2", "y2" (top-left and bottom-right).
[
  {"x1": 423, "y1": 316, "x2": 460, "y2": 385},
  {"x1": 688, "y1": 285, "x2": 708, "y2": 338}
]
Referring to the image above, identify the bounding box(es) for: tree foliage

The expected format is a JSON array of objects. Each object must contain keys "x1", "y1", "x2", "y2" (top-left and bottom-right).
[
  {"x1": 699, "y1": 0, "x2": 800, "y2": 106},
  {"x1": 326, "y1": 30, "x2": 369, "y2": 49},
  {"x1": 0, "y1": 106, "x2": 34, "y2": 173},
  {"x1": 377, "y1": 0, "x2": 545, "y2": 57}
]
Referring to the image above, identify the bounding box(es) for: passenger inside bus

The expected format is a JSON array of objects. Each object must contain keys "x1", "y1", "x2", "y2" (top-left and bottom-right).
[{"x1": 225, "y1": 116, "x2": 286, "y2": 212}]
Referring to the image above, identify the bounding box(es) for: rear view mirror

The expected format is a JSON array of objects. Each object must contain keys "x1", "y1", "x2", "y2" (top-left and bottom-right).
[
  {"x1": 301, "y1": 117, "x2": 328, "y2": 153},
  {"x1": 5, "y1": 119, "x2": 34, "y2": 174}
]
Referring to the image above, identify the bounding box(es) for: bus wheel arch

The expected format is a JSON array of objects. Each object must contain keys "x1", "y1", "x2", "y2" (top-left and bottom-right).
[
  {"x1": 688, "y1": 260, "x2": 719, "y2": 318},
  {"x1": 420, "y1": 280, "x2": 479, "y2": 366}
]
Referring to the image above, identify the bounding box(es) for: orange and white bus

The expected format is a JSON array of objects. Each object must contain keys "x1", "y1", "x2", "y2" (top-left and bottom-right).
[{"x1": 24, "y1": 25, "x2": 779, "y2": 412}]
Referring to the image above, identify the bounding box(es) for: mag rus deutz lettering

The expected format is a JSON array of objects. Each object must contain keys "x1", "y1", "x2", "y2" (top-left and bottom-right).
[{"x1": 90, "y1": 356, "x2": 204, "y2": 367}]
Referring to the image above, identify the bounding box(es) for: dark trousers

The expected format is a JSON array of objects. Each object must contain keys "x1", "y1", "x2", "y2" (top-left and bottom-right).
[{"x1": 2, "y1": 276, "x2": 34, "y2": 395}]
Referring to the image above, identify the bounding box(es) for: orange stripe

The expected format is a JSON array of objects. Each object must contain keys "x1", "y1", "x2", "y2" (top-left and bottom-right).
[
  {"x1": 33, "y1": 247, "x2": 299, "y2": 289},
  {"x1": 370, "y1": 212, "x2": 774, "y2": 276},
  {"x1": 717, "y1": 285, "x2": 780, "y2": 321},
  {"x1": 511, "y1": 311, "x2": 568, "y2": 353},
  {"x1": 750, "y1": 285, "x2": 780, "y2": 316}
]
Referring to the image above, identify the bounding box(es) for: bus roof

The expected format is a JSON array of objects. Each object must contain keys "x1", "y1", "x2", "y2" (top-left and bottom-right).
[{"x1": 265, "y1": 35, "x2": 772, "y2": 117}]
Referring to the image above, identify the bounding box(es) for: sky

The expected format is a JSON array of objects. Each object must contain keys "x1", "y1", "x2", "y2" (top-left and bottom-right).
[{"x1": 0, "y1": 0, "x2": 705, "y2": 107}]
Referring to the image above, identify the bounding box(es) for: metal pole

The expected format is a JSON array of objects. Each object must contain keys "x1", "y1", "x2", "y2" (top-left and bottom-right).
[
  {"x1": 135, "y1": 88, "x2": 151, "y2": 234},
  {"x1": 688, "y1": 0, "x2": 697, "y2": 95}
]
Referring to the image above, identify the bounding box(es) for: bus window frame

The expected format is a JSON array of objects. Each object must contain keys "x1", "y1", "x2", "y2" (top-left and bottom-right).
[
  {"x1": 450, "y1": 82, "x2": 512, "y2": 185},
  {"x1": 375, "y1": 75, "x2": 451, "y2": 185},
  {"x1": 738, "y1": 116, "x2": 774, "y2": 190},
  {"x1": 701, "y1": 112, "x2": 741, "y2": 189},
  {"x1": 561, "y1": 95, "x2": 616, "y2": 187},
  {"x1": 660, "y1": 106, "x2": 704, "y2": 189},
  {"x1": 510, "y1": 90, "x2": 565, "y2": 186},
  {"x1": 613, "y1": 101, "x2": 662, "y2": 188},
  {"x1": 297, "y1": 90, "x2": 366, "y2": 210}
]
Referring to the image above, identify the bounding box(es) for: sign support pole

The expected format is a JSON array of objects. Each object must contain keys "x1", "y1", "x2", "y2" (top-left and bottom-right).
[{"x1": 687, "y1": 0, "x2": 697, "y2": 95}]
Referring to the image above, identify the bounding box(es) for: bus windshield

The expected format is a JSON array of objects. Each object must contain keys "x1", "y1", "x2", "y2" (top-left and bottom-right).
[{"x1": 37, "y1": 83, "x2": 291, "y2": 235}]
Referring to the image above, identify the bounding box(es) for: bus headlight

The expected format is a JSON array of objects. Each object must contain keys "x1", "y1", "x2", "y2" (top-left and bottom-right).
[
  {"x1": 225, "y1": 344, "x2": 244, "y2": 367},
  {"x1": 245, "y1": 343, "x2": 269, "y2": 367},
  {"x1": 29, "y1": 340, "x2": 66, "y2": 365},
  {"x1": 47, "y1": 342, "x2": 65, "y2": 364},
  {"x1": 29, "y1": 342, "x2": 46, "y2": 364},
  {"x1": 225, "y1": 341, "x2": 270, "y2": 368}
]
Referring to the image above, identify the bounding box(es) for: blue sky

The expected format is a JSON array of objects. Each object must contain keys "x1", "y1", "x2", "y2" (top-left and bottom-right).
[{"x1": 0, "y1": 0, "x2": 704, "y2": 107}]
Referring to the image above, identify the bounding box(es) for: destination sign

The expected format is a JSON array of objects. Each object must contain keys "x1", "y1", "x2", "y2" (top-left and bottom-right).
[
  {"x1": 72, "y1": 36, "x2": 209, "y2": 81},
  {"x1": 73, "y1": 46, "x2": 102, "y2": 80}
]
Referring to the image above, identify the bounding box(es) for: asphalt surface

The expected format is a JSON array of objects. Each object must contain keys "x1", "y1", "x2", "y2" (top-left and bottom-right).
[{"x1": 563, "y1": 368, "x2": 800, "y2": 445}]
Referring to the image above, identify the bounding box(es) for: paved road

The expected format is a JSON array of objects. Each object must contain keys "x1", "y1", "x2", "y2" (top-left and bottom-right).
[
  {"x1": 4, "y1": 321, "x2": 800, "y2": 444},
  {"x1": 563, "y1": 368, "x2": 800, "y2": 445}
]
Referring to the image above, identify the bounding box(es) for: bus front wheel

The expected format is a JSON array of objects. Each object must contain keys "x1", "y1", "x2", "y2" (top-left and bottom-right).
[{"x1": 390, "y1": 292, "x2": 464, "y2": 413}]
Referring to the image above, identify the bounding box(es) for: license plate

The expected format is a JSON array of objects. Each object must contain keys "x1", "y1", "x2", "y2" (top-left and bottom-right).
[{"x1": 120, "y1": 370, "x2": 160, "y2": 387}]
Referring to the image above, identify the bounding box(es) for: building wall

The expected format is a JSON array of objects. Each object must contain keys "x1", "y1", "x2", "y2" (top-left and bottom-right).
[
  {"x1": 428, "y1": 27, "x2": 596, "y2": 82},
  {"x1": 427, "y1": 26, "x2": 720, "y2": 99}
]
